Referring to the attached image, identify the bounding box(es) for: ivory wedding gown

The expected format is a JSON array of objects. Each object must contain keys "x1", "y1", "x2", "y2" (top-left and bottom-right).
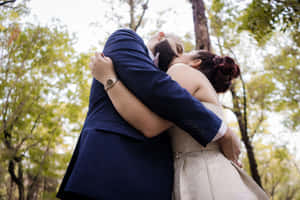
[{"x1": 170, "y1": 102, "x2": 269, "y2": 200}]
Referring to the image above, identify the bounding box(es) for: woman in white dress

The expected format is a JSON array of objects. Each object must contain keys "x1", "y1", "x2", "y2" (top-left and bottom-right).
[{"x1": 90, "y1": 38, "x2": 269, "y2": 199}]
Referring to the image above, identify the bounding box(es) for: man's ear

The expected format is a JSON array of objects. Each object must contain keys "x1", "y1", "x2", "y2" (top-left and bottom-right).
[
  {"x1": 190, "y1": 59, "x2": 202, "y2": 69},
  {"x1": 158, "y1": 32, "x2": 165, "y2": 41}
]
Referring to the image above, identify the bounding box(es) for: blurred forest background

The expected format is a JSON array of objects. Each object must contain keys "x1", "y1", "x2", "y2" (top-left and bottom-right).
[{"x1": 0, "y1": 0, "x2": 299, "y2": 199}]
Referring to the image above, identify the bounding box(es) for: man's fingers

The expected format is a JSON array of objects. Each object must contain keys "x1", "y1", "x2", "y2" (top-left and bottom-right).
[
  {"x1": 96, "y1": 52, "x2": 108, "y2": 64},
  {"x1": 104, "y1": 56, "x2": 112, "y2": 64}
]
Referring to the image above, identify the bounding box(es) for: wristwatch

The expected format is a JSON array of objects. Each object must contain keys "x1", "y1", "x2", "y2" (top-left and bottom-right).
[{"x1": 104, "y1": 77, "x2": 119, "y2": 91}]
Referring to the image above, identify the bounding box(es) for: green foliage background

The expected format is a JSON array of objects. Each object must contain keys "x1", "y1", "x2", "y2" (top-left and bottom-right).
[{"x1": 0, "y1": 0, "x2": 299, "y2": 199}]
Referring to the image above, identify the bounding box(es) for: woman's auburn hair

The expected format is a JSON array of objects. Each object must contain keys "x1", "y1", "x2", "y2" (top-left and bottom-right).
[{"x1": 194, "y1": 50, "x2": 240, "y2": 93}]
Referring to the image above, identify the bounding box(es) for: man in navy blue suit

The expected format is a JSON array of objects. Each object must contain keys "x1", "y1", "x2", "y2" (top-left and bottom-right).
[{"x1": 57, "y1": 29, "x2": 240, "y2": 200}]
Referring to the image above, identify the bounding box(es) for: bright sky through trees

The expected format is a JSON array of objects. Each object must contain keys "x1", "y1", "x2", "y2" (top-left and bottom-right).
[{"x1": 28, "y1": 0, "x2": 194, "y2": 52}]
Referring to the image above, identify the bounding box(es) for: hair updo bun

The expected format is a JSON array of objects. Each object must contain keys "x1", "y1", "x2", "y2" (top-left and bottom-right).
[
  {"x1": 213, "y1": 56, "x2": 240, "y2": 92},
  {"x1": 195, "y1": 51, "x2": 240, "y2": 93}
]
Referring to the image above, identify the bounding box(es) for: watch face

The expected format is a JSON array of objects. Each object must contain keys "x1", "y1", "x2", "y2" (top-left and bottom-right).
[{"x1": 107, "y1": 79, "x2": 114, "y2": 86}]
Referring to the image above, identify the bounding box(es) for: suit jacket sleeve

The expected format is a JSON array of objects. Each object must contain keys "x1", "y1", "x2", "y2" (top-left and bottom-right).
[{"x1": 102, "y1": 29, "x2": 222, "y2": 146}]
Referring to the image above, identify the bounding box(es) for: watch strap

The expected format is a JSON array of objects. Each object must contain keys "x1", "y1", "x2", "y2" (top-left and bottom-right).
[{"x1": 104, "y1": 78, "x2": 119, "y2": 91}]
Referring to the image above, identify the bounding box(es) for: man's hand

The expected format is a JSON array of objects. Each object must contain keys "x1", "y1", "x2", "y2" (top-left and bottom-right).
[
  {"x1": 218, "y1": 128, "x2": 242, "y2": 167},
  {"x1": 89, "y1": 52, "x2": 116, "y2": 84}
]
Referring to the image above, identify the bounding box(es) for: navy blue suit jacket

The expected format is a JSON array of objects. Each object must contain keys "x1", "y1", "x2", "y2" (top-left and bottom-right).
[{"x1": 57, "y1": 29, "x2": 222, "y2": 200}]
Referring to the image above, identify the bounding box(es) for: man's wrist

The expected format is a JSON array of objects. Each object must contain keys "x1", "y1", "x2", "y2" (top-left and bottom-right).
[
  {"x1": 104, "y1": 77, "x2": 119, "y2": 91},
  {"x1": 98, "y1": 72, "x2": 117, "y2": 84}
]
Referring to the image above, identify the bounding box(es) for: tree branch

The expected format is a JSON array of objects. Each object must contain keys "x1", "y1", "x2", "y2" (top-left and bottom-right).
[
  {"x1": 250, "y1": 113, "x2": 264, "y2": 137},
  {"x1": 229, "y1": 47, "x2": 249, "y2": 137},
  {"x1": 30, "y1": 113, "x2": 41, "y2": 135},
  {"x1": 0, "y1": 0, "x2": 16, "y2": 6},
  {"x1": 222, "y1": 104, "x2": 234, "y2": 112},
  {"x1": 23, "y1": 140, "x2": 42, "y2": 152},
  {"x1": 1, "y1": 86, "x2": 13, "y2": 132},
  {"x1": 128, "y1": 0, "x2": 135, "y2": 30},
  {"x1": 292, "y1": 160, "x2": 300, "y2": 176},
  {"x1": 4, "y1": 129, "x2": 12, "y2": 149},
  {"x1": 134, "y1": 0, "x2": 149, "y2": 32},
  {"x1": 8, "y1": 160, "x2": 20, "y2": 185},
  {"x1": 0, "y1": 100, "x2": 25, "y2": 134},
  {"x1": 217, "y1": 36, "x2": 224, "y2": 56},
  {"x1": 15, "y1": 113, "x2": 41, "y2": 151}
]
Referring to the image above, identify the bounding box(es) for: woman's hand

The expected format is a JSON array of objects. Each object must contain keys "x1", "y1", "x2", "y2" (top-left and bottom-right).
[{"x1": 89, "y1": 52, "x2": 117, "y2": 84}]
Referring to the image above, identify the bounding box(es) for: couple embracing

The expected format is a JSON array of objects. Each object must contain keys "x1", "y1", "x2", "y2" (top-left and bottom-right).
[{"x1": 57, "y1": 29, "x2": 269, "y2": 200}]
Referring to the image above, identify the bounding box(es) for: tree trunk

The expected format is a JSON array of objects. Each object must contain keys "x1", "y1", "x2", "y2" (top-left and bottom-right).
[
  {"x1": 26, "y1": 181, "x2": 40, "y2": 200},
  {"x1": 17, "y1": 181, "x2": 25, "y2": 200},
  {"x1": 7, "y1": 177, "x2": 14, "y2": 200},
  {"x1": 8, "y1": 160, "x2": 25, "y2": 200},
  {"x1": 128, "y1": 0, "x2": 135, "y2": 30},
  {"x1": 191, "y1": 0, "x2": 211, "y2": 51},
  {"x1": 127, "y1": 0, "x2": 149, "y2": 32},
  {"x1": 190, "y1": 0, "x2": 263, "y2": 188},
  {"x1": 230, "y1": 86, "x2": 262, "y2": 187}
]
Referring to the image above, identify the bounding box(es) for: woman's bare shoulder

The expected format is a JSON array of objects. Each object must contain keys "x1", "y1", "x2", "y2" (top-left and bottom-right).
[
  {"x1": 168, "y1": 63, "x2": 220, "y2": 105},
  {"x1": 167, "y1": 63, "x2": 197, "y2": 74},
  {"x1": 167, "y1": 63, "x2": 211, "y2": 87}
]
